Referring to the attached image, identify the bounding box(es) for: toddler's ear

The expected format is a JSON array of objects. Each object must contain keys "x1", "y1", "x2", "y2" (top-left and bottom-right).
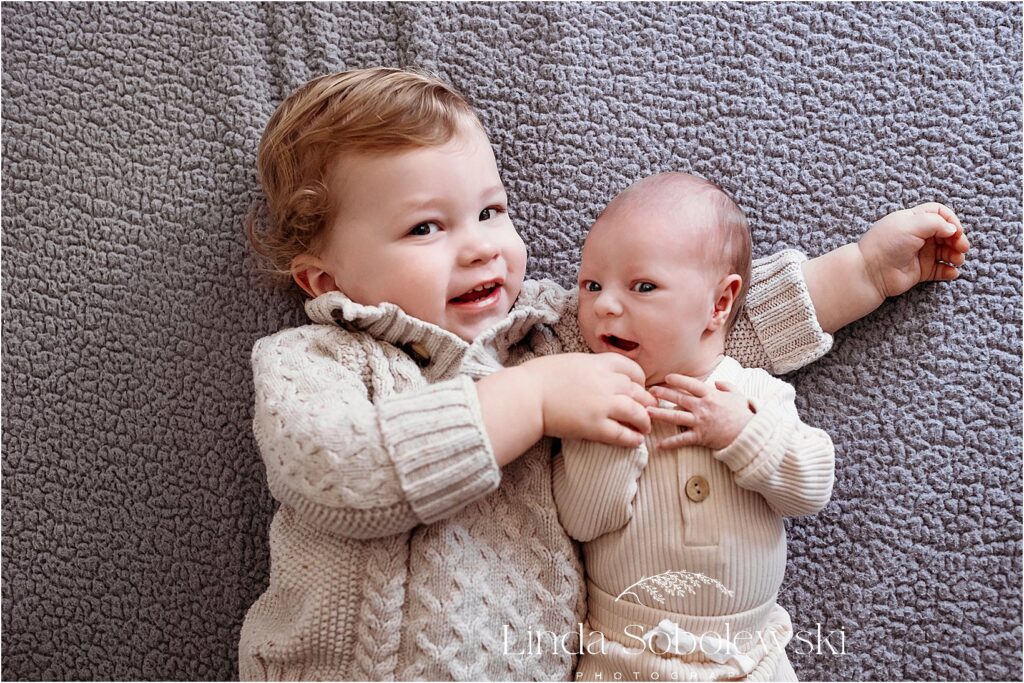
[
  {"x1": 708, "y1": 274, "x2": 743, "y2": 331},
  {"x1": 291, "y1": 254, "x2": 340, "y2": 299}
]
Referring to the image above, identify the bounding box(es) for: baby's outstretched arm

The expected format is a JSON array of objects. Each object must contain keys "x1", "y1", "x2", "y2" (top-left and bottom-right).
[
  {"x1": 802, "y1": 202, "x2": 969, "y2": 334},
  {"x1": 650, "y1": 373, "x2": 834, "y2": 517}
]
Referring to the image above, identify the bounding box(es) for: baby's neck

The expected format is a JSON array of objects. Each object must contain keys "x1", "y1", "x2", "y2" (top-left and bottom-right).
[{"x1": 649, "y1": 340, "x2": 726, "y2": 386}]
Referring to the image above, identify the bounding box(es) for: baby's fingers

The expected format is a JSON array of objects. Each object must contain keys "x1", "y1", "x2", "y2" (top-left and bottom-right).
[
  {"x1": 931, "y1": 242, "x2": 967, "y2": 281},
  {"x1": 938, "y1": 204, "x2": 964, "y2": 232},
  {"x1": 661, "y1": 374, "x2": 708, "y2": 397},
  {"x1": 630, "y1": 383, "x2": 657, "y2": 408},
  {"x1": 610, "y1": 396, "x2": 652, "y2": 434},
  {"x1": 911, "y1": 202, "x2": 962, "y2": 228},
  {"x1": 937, "y1": 245, "x2": 966, "y2": 268},
  {"x1": 949, "y1": 230, "x2": 971, "y2": 255},
  {"x1": 909, "y1": 212, "x2": 958, "y2": 241},
  {"x1": 930, "y1": 263, "x2": 961, "y2": 282},
  {"x1": 647, "y1": 406, "x2": 696, "y2": 429},
  {"x1": 597, "y1": 420, "x2": 645, "y2": 448},
  {"x1": 657, "y1": 430, "x2": 700, "y2": 451},
  {"x1": 649, "y1": 385, "x2": 698, "y2": 412}
]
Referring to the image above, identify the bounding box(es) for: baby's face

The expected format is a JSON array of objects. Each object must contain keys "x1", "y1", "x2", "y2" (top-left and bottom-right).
[
  {"x1": 317, "y1": 123, "x2": 527, "y2": 342},
  {"x1": 577, "y1": 199, "x2": 721, "y2": 386}
]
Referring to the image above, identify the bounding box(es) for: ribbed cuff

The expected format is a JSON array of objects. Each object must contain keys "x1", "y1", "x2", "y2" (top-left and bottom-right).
[
  {"x1": 747, "y1": 250, "x2": 833, "y2": 375},
  {"x1": 378, "y1": 375, "x2": 501, "y2": 525},
  {"x1": 712, "y1": 401, "x2": 784, "y2": 479}
]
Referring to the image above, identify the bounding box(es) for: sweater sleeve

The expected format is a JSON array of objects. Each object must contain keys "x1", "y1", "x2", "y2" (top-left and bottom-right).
[
  {"x1": 534, "y1": 281, "x2": 592, "y2": 354},
  {"x1": 725, "y1": 249, "x2": 833, "y2": 375},
  {"x1": 551, "y1": 439, "x2": 648, "y2": 542},
  {"x1": 712, "y1": 378, "x2": 835, "y2": 517},
  {"x1": 251, "y1": 328, "x2": 501, "y2": 539}
]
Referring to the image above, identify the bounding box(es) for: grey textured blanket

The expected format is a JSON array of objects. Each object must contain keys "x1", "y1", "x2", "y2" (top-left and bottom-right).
[{"x1": 2, "y1": 2, "x2": 1021, "y2": 680}]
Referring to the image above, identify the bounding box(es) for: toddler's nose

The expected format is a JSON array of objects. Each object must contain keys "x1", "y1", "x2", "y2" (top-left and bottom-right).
[{"x1": 459, "y1": 230, "x2": 500, "y2": 266}]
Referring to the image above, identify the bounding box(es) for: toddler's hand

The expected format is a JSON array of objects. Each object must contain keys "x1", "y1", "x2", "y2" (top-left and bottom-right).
[
  {"x1": 524, "y1": 353, "x2": 656, "y2": 448},
  {"x1": 859, "y1": 202, "x2": 970, "y2": 299},
  {"x1": 648, "y1": 374, "x2": 753, "y2": 450}
]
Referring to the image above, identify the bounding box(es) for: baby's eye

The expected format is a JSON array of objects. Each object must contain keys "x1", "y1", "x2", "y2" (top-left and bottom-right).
[
  {"x1": 479, "y1": 207, "x2": 504, "y2": 221},
  {"x1": 581, "y1": 281, "x2": 602, "y2": 292},
  {"x1": 631, "y1": 282, "x2": 657, "y2": 293},
  {"x1": 408, "y1": 222, "x2": 440, "y2": 237}
]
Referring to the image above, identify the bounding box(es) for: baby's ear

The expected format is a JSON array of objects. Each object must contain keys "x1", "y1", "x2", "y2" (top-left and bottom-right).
[
  {"x1": 291, "y1": 254, "x2": 340, "y2": 299},
  {"x1": 709, "y1": 274, "x2": 743, "y2": 331}
]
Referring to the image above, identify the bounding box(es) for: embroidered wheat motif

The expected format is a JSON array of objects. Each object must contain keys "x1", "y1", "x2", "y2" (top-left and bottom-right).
[{"x1": 615, "y1": 570, "x2": 734, "y2": 605}]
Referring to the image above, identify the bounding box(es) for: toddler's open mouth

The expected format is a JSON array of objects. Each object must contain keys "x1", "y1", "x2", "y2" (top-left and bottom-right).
[
  {"x1": 601, "y1": 334, "x2": 639, "y2": 352},
  {"x1": 449, "y1": 280, "x2": 502, "y2": 307}
]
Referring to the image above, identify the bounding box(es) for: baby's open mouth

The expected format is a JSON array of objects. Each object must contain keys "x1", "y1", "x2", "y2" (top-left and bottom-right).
[
  {"x1": 449, "y1": 281, "x2": 500, "y2": 304},
  {"x1": 601, "y1": 334, "x2": 639, "y2": 352}
]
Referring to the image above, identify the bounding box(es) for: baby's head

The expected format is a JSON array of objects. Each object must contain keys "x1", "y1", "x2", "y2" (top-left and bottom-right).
[
  {"x1": 247, "y1": 67, "x2": 526, "y2": 342},
  {"x1": 577, "y1": 172, "x2": 751, "y2": 385}
]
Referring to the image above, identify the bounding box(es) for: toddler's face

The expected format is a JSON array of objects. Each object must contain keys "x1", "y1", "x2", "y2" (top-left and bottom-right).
[
  {"x1": 577, "y1": 200, "x2": 721, "y2": 386},
  {"x1": 318, "y1": 123, "x2": 527, "y2": 342}
]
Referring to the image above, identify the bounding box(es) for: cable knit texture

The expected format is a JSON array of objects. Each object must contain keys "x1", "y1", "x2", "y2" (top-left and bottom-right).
[
  {"x1": 554, "y1": 357, "x2": 835, "y2": 681},
  {"x1": 238, "y1": 264, "x2": 829, "y2": 681}
]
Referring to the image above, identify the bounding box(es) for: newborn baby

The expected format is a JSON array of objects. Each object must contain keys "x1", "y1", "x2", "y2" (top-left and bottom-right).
[{"x1": 553, "y1": 172, "x2": 836, "y2": 682}]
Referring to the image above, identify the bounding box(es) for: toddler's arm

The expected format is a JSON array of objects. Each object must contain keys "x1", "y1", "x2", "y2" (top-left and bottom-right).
[
  {"x1": 650, "y1": 373, "x2": 834, "y2": 517},
  {"x1": 802, "y1": 202, "x2": 968, "y2": 333},
  {"x1": 252, "y1": 328, "x2": 654, "y2": 539},
  {"x1": 551, "y1": 440, "x2": 647, "y2": 542},
  {"x1": 251, "y1": 329, "x2": 500, "y2": 539}
]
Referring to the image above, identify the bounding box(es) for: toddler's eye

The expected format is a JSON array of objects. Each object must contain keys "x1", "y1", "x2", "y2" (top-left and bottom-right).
[
  {"x1": 581, "y1": 281, "x2": 602, "y2": 292},
  {"x1": 408, "y1": 222, "x2": 440, "y2": 237},
  {"x1": 631, "y1": 282, "x2": 657, "y2": 293},
  {"x1": 479, "y1": 207, "x2": 503, "y2": 221}
]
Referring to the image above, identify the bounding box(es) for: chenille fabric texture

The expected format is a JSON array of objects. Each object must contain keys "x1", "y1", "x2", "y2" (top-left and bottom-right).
[
  {"x1": 554, "y1": 356, "x2": 835, "y2": 682},
  {"x1": 237, "y1": 250, "x2": 832, "y2": 681}
]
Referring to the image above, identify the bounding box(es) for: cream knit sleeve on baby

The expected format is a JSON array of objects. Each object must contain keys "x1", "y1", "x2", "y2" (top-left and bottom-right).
[
  {"x1": 726, "y1": 249, "x2": 833, "y2": 375},
  {"x1": 250, "y1": 328, "x2": 501, "y2": 539},
  {"x1": 552, "y1": 440, "x2": 648, "y2": 542},
  {"x1": 713, "y1": 371, "x2": 835, "y2": 517}
]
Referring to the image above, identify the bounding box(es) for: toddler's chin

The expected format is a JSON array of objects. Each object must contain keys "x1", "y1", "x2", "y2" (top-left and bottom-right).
[{"x1": 452, "y1": 302, "x2": 516, "y2": 342}]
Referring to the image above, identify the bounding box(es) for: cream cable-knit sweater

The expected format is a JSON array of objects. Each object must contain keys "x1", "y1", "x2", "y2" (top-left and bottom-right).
[
  {"x1": 238, "y1": 251, "x2": 832, "y2": 681},
  {"x1": 553, "y1": 356, "x2": 835, "y2": 681}
]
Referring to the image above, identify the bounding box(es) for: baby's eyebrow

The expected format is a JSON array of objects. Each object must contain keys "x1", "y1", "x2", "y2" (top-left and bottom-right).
[{"x1": 480, "y1": 185, "x2": 506, "y2": 200}]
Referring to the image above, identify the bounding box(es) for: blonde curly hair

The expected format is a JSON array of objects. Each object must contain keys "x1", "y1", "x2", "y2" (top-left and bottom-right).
[{"x1": 245, "y1": 67, "x2": 482, "y2": 292}]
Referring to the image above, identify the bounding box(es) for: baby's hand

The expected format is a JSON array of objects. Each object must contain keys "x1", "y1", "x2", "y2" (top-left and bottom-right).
[
  {"x1": 523, "y1": 353, "x2": 656, "y2": 448},
  {"x1": 647, "y1": 374, "x2": 753, "y2": 450},
  {"x1": 859, "y1": 202, "x2": 970, "y2": 299}
]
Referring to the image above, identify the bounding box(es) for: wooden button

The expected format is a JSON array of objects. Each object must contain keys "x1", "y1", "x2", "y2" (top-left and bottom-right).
[{"x1": 685, "y1": 475, "x2": 709, "y2": 502}]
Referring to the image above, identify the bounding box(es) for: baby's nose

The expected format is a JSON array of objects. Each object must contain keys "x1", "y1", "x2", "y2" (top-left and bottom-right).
[{"x1": 594, "y1": 292, "x2": 623, "y2": 316}]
